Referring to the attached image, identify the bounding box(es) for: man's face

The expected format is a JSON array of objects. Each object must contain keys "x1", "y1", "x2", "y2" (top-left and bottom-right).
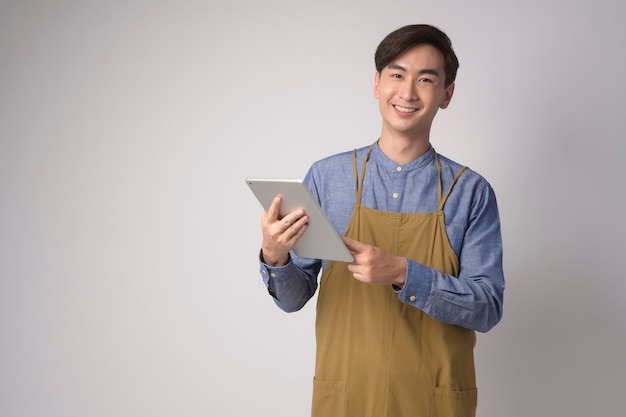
[{"x1": 374, "y1": 44, "x2": 454, "y2": 141}]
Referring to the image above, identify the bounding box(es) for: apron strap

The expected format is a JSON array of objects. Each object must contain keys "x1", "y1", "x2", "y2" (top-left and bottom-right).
[
  {"x1": 437, "y1": 152, "x2": 468, "y2": 210},
  {"x1": 435, "y1": 151, "x2": 444, "y2": 205},
  {"x1": 353, "y1": 144, "x2": 375, "y2": 205},
  {"x1": 352, "y1": 149, "x2": 358, "y2": 194}
]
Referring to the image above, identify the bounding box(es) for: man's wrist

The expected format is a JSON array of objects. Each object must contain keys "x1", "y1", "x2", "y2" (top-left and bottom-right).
[
  {"x1": 261, "y1": 248, "x2": 290, "y2": 267},
  {"x1": 393, "y1": 257, "x2": 407, "y2": 288}
]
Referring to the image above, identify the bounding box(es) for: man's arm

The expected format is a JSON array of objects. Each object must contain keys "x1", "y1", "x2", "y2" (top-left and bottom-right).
[
  {"x1": 399, "y1": 182, "x2": 504, "y2": 332},
  {"x1": 343, "y1": 183, "x2": 505, "y2": 332}
]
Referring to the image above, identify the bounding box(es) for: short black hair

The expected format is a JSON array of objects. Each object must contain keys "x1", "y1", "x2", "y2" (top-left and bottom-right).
[{"x1": 375, "y1": 24, "x2": 459, "y2": 87}]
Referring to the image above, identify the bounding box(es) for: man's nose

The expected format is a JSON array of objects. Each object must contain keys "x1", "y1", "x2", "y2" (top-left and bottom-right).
[{"x1": 398, "y1": 79, "x2": 418, "y2": 101}]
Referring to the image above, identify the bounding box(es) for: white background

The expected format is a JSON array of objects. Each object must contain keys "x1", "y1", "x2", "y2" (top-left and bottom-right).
[{"x1": 1, "y1": 0, "x2": 625, "y2": 416}]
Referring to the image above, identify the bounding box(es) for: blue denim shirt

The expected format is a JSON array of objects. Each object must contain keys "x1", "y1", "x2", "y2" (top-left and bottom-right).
[{"x1": 259, "y1": 143, "x2": 505, "y2": 332}]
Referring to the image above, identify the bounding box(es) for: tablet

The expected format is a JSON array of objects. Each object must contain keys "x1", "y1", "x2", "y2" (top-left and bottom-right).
[{"x1": 246, "y1": 178, "x2": 353, "y2": 262}]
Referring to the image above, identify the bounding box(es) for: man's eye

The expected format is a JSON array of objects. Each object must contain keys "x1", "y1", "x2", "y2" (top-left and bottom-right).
[
  {"x1": 392, "y1": 73, "x2": 402, "y2": 79},
  {"x1": 418, "y1": 77, "x2": 433, "y2": 83}
]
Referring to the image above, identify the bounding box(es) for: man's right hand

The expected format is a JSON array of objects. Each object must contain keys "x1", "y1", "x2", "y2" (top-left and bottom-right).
[{"x1": 261, "y1": 196, "x2": 309, "y2": 266}]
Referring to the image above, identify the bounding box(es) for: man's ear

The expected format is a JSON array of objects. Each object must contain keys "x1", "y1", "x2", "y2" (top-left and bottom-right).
[
  {"x1": 440, "y1": 83, "x2": 455, "y2": 109},
  {"x1": 374, "y1": 72, "x2": 381, "y2": 99}
]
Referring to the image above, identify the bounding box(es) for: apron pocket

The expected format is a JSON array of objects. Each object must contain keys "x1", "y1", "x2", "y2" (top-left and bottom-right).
[
  {"x1": 311, "y1": 378, "x2": 346, "y2": 417},
  {"x1": 431, "y1": 387, "x2": 477, "y2": 417}
]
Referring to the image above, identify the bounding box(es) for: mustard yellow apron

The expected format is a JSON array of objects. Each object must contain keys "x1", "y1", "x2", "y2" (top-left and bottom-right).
[{"x1": 312, "y1": 145, "x2": 477, "y2": 417}]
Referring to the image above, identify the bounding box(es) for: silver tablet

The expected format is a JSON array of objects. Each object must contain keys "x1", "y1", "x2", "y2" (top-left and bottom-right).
[{"x1": 246, "y1": 178, "x2": 353, "y2": 262}]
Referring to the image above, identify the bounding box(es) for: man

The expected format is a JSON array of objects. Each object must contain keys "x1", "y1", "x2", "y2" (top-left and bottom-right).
[{"x1": 258, "y1": 24, "x2": 504, "y2": 417}]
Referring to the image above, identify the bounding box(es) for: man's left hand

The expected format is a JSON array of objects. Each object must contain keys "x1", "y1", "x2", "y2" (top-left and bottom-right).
[{"x1": 342, "y1": 236, "x2": 406, "y2": 288}]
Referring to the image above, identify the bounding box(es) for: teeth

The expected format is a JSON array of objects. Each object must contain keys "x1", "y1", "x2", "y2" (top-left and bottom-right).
[{"x1": 394, "y1": 105, "x2": 417, "y2": 113}]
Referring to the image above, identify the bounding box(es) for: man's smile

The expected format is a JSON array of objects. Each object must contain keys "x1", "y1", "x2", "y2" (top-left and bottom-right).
[{"x1": 393, "y1": 104, "x2": 418, "y2": 113}]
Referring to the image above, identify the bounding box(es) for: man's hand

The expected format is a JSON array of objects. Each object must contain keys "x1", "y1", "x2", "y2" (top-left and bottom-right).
[
  {"x1": 261, "y1": 196, "x2": 309, "y2": 266},
  {"x1": 342, "y1": 236, "x2": 407, "y2": 287}
]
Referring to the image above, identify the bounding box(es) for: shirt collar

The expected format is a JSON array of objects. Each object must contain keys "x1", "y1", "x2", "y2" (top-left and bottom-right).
[{"x1": 371, "y1": 141, "x2": 435, "y2": 172}]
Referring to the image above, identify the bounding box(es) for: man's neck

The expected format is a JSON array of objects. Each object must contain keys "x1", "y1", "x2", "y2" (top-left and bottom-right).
[{"x1": 377, "y1": 134, "x2": 431, "y2": 165}]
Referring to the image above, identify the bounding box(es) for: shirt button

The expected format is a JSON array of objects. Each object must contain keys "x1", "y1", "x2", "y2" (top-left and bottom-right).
[
  {"x1": 270, "y1": 273, "x2": 276, "y2": 278},
  {"x1": 396, "y1": 166, "x2": 403, "y2": 172},
  {"x1": 392, "y1": 192, "x2": 399, "y2": 199},
  {"x1": 409, "y1": 295, "x2": 417, "y2": 302}
]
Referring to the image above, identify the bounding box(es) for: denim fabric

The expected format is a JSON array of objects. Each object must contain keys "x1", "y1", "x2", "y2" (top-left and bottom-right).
[{"x1": 259, "y1": 143, "x2": 505, "y2": 332}]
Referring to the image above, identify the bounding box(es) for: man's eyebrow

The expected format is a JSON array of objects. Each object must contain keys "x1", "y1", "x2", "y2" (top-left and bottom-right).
[
  {"x1": 387, "y1": 63, "x2": 407, "y2": 72},
  {"x1": 418, "y1": 69, "x2": 440, "y2": 77},
  {"x1": 387, "y1": 64, "x2": 440, "y2": 77}
]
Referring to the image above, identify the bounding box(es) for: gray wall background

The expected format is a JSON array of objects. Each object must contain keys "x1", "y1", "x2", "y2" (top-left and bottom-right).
[{"x1": 2, "y1": 0, "x2": 625, "y2": 416}]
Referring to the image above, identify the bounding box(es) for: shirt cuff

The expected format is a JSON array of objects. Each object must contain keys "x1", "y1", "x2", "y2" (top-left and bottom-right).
[
  {"x1": 259, "y1": 250, "x2": 292, "y2": 286},
  {"x1": 394, "y1": 258, "x2": 433, "y2": 308}
]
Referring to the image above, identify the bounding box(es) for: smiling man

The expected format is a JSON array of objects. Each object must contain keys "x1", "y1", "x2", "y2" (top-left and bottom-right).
[{"x1": 257, "y1": 24, "x2": 505, "y2": 417}]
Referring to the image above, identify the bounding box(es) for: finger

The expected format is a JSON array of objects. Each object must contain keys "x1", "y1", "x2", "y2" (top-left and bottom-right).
[
  {"x1": 281, "y1": 209, "x2": 305, "y2": 230},
  {"x1": 282, "y1": 214, "x2": 309, "y2": 240},
  {"x1": 346, "y1": 265, "x2": 364, "y2": 282},
  {"x1": 266, "y1": 195, "x2": 282, "y2": 221},
  {"x1": 342, "y1": 236, "x2": 366, "y2": 252},
  {"x1": 290, "y1": 221, "x2": 309, "y2": 241}
]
